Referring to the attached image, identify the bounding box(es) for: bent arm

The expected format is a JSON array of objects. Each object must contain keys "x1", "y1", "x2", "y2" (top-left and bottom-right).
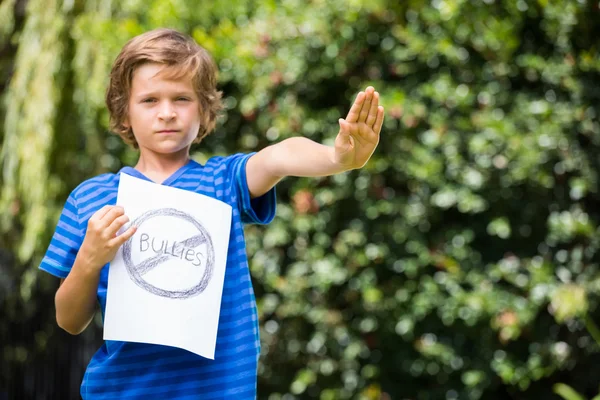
[
  {"x1": 54, "y1": 205, "x2": 136, "y2": 335},
  {"x1": 245, "y1": 137, "x2": 347, "y2": 198},
  {"x1": 54, "y1": 255, "x2": 102, "y2": 335}
]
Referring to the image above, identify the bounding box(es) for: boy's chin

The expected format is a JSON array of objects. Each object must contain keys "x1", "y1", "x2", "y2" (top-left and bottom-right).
[{"x1": 139, "y1": 142, "x2": 193, "y2": 155}]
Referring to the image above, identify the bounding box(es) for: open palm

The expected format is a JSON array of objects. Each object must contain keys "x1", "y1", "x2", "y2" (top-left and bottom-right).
[{"x1": 334, "y1": 86, "x2": 385, "y2": 169}]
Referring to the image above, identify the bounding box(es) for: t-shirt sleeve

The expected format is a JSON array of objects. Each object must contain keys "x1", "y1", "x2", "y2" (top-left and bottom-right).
[
  {"x1": 39, "y1": 190, "x2": 85, "y2": 279},
  {"x1": 227, "y1": 152, "x2": 277, "y2": 225}
]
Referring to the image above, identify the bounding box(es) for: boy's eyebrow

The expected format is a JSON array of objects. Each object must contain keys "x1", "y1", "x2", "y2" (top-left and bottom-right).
[{"x1": 134, "y1": 90, "x2": 196, "y2": 99}]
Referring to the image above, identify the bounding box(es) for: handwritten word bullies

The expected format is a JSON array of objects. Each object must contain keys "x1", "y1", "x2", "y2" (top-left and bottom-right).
[{"x1": 139, "y1": 233, "x2": 205, "y2": 266}]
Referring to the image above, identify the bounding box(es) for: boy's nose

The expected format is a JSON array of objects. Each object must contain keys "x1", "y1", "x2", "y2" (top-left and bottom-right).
[{"x1": 158, "y1": 103, "x2": 176, "y2": 120}]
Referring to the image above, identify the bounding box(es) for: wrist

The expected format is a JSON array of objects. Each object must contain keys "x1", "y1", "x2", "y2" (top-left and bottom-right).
[
  {"x1": 330, "y1": 146, "x2": 352, "y2": 173},
  {"x1": 73, "y1": 246, "x2": 104, "y2": 277}
]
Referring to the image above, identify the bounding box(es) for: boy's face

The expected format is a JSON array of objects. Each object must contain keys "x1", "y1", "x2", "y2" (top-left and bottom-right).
[{"x1": 126, "y1": 63, "x2": 201, "y2": 157}]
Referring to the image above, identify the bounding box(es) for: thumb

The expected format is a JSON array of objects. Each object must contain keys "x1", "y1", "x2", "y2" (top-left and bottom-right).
[
  {"x1": 336, "y1": 119, "x2": 349, "y2": 142},
  {"x1": 338, "y1": 118, "x2": 351, "y2": 137},
  {"x1": 336, "y1": 119, "x2": 353, "y2": 149}
]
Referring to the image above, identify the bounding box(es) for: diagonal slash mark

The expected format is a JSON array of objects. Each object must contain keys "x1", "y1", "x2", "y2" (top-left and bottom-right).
[
  {"x1": 122, "y1": 208, "x2": 216, "y2": 299},
  {"x1": 136, "y1": 233, "x2": 208, "y2": 276}
]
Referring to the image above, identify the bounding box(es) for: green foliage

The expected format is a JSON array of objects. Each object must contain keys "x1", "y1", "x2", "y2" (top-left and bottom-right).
[
  {"x1": 2, "y1": 0, "x2": 600, "y2": 398},
  {"x1": 554, "y1": 383, "x2": 587, "y2": 400},
  {"x1": 554, "y1": 382, "x2": 600, "y2": 400}
]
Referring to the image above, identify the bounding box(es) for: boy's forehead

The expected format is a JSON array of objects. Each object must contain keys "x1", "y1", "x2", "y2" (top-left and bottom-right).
[{"x1": 132, "y1": 63, "x2": 194, "y2": 88}]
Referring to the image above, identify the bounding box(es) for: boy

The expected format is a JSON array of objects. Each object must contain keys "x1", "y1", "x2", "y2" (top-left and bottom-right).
[{"x1": 40, "y1": 28, "x2": 384, "y2": 399}]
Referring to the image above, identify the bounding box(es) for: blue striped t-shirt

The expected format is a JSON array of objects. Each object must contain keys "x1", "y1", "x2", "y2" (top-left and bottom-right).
[{"x1": 39, "y1": 153, "x2": 276, "y2": 399}]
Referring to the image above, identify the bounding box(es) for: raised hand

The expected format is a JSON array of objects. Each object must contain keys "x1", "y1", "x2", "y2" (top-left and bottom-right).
[
  {"x1": 334, "y1": 86, "x2": 385, "y2": 170},
  {"x1": 78, "y1": 205, "x2": 137, "y2": 273}
]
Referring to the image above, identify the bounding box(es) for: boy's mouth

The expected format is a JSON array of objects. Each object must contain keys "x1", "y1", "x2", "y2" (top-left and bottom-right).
[{"x1": 156, "y1": 130, "x2": 179, "y2": 134}]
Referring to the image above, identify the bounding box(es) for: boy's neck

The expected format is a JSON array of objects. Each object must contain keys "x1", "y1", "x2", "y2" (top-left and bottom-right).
[{"x1": 134, "y1": 150, "x2": 191, "y2": 184}]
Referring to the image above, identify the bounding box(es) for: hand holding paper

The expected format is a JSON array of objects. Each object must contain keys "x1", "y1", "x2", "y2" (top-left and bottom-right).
[{"x1": 79, "y1": 205, "x2": 137, "y2": 273}]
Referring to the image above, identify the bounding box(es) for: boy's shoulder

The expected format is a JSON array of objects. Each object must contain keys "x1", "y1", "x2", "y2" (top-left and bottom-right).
[
  {"x1": 199, "y1": 152, "x2": 254, "y2": 177},
  {"x1": 201, "y1": 152, "x2": 249, "y2": 168},
  {"x1": 69, "y1": 171, "x2": 119, "y2": 202}
]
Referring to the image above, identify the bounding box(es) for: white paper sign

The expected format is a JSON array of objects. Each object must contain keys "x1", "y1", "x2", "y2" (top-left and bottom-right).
[{"x1": 103, "y1": 173, "x2": 232, "y2": 359}]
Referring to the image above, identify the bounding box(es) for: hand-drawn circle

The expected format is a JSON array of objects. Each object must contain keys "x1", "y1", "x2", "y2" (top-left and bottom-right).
[{"x1": 122, "y1": 208, "x2": 215, "y2": 299}]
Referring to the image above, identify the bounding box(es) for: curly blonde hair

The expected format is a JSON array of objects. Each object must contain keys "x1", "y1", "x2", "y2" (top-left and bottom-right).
[{"x1": 106, "y1": 28, "x2": 223, "y2": 148}]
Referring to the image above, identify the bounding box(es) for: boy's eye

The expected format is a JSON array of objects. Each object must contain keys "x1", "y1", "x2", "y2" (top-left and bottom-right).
[
  {"x1": 142, "y1": 98, "x2": 156, "y2": 103},
  {"x1": 176, "y1": 97, "x2": 190, "y2": 101}
]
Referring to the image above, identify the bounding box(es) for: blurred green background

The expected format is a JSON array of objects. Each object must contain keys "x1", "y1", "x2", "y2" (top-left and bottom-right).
[{"x1": 1, "y1": 0, "x2": 600, "y2": 399}]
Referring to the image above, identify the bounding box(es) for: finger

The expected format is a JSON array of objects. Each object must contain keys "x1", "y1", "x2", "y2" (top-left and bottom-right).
[
  {"x1": 110, "y1": 225, "x2": 137, "y2": 247},
  {"x1": 91, "y1": 205, "x2": 115, "y2": 222},
  {"x1": 345, "y1": 91, "x2": 365, "y2": 122},
  {"x1": 358, "y1": 87, "x2": 375, "y2": 123},
  {"x1": 373, "y1": 106, "x2": 385, "y2": 135},
  {"x1": 106, "y1": 214, "x2": 130, "y2": 238},
  {"x1": 100, "y1": 206, "x2": 125, "y2": 226},
  {"x1": 365, "y1": 92, "x2": 380, "y2": 127}
]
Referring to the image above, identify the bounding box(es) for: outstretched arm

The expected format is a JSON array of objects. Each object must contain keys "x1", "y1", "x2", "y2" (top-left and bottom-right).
[{"x1": 246, "y1": 86, "x2": 385, "y2": 198}]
